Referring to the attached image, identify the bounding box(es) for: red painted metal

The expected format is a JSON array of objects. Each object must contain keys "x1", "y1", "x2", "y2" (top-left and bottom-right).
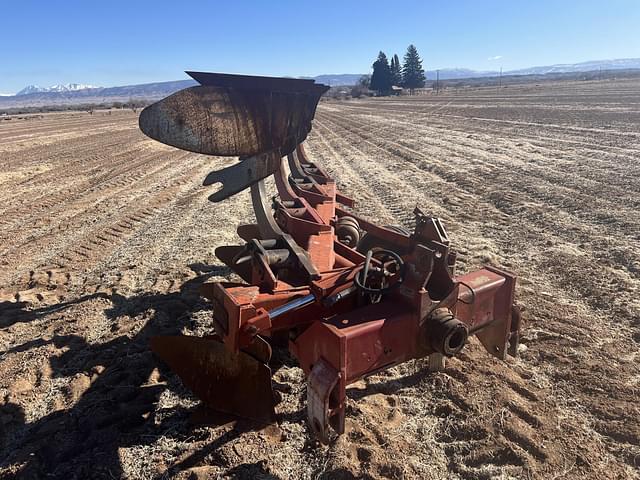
[
  {"x1": 140, "y1": 72, "x2": 521, "y2": 443},
  {"x1": 198, "y1": 153, "x2": 521, "y2": 440}
]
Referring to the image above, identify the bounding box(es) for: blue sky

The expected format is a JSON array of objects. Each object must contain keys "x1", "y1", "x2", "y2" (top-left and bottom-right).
[{"x1": 1, "y1": 0, "x2": 639, "y2": 93}]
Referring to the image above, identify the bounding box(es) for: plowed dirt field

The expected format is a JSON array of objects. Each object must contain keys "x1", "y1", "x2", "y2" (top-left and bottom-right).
[{"x1": 1, "y1": 79, "x2": 639, "y2": 479}]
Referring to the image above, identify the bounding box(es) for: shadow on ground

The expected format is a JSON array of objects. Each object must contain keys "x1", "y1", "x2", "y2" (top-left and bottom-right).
[
  {"x1": 0, "y1": 265, "x2": 266, "y2": 479},
  {"x1": 0, "y1": 263, "x2": 440, "y2": 479}
]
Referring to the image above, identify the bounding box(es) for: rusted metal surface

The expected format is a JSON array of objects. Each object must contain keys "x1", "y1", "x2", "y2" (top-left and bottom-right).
[
  {"x1": 455, "y1": 266, "x2": 517, "y2": 359},
  {"x1": 139, "y1": 73, "x2": 328, "y2": 158},
  {"x1": 150, "y1": 335, "x2": 276, "y2": 422},
  {"x1": 139, "y1": 71, "x2": 521, "y2": 442},
  {"x1": 203, "y1": 151, "x2": 282, "y2": 202},
  {"x1": 307, "y1": 358, "x2": 340, "y2": 444}
]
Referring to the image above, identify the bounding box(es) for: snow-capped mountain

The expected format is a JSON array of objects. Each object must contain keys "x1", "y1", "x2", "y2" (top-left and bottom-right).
[
  {"x1": 508, "y1": 58, "x2": 640, "y2": 76},
  {"x1": 16, "y1": 83, "x2": 99, "y2": 96},
  {"x1": 428, "y1": 58, "x2": 640, "y2": 80},
  {"x1": 426, "y1": 68, "x2": 498, "y2": 80},
  {"x1": 14, "y1": 85, "x2": 45, "y2": 95},
  {"x1": 49, "y1": 83, "x2": 99, "y2": 93}
]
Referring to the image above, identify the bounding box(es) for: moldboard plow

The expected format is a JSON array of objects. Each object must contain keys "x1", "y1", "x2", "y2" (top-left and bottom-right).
[{"x1": 139, "y1": 72, "x2": 521, "y2": 443}]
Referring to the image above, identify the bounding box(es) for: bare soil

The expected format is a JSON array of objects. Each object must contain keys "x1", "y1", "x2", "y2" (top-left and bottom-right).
[{"x1": 1, "y1": 79, "x2": 639, "y2": 479}]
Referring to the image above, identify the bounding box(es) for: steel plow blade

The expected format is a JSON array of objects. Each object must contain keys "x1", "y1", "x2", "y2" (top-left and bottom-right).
[
  {"x1": 138, "y1": 80, "x2": 326, "y2": 158},
  {"x1": 150, "y1": 335, "x2": 276, "y2": 423}
]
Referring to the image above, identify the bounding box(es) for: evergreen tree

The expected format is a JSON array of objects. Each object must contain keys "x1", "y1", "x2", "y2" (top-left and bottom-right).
[
  {"x1": 370, "y1": 51, "x2": 392, "y2": 95},
  {"x1": 390, "y1": 54, "x2": 402, "y2": 86},
  {"x1": 402, "y1": 44, "x2": 426, "y2": 93}
]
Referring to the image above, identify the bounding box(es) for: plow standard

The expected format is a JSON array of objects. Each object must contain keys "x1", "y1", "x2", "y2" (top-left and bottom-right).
[{"x1": 139, "y1": 72, "x2": 521, "y2": 443}]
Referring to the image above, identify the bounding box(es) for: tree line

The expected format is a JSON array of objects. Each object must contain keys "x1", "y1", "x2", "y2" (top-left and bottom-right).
[
  {"x1": 0, "y1": 99, "x2": 149, "y2": 116},
  {"x1": 356, "y1": 44, "x2": 426, "y2": 96}
]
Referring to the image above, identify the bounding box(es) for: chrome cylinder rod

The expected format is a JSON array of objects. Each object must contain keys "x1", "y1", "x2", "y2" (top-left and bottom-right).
[{"x1": 269, "y1": 294, "x2": 315, "y2": 320}]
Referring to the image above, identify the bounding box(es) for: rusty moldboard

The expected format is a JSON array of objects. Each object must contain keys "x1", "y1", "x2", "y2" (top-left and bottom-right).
[{"x1": 139, "y1": 73, "x2": 329, "y2": 158}]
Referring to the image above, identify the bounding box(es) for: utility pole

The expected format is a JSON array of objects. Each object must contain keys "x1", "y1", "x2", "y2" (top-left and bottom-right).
[{"x1": 436, "y1": 69, "x2": 439, "y2": 95}]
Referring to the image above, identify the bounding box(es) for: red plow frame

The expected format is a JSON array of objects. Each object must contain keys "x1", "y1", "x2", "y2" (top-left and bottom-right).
[{"x1": 139, "y1": 72, "x2": 521, "y2": 443}]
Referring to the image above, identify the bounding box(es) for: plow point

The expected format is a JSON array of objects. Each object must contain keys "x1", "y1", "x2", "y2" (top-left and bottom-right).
[{"x1": 151, "y1": 335, "x2": 276, "y2": 423}]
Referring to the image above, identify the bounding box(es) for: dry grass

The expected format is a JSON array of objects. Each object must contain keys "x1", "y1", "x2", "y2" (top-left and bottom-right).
[{"x1": 1, "y1": 79, "x2": 639, "y2": 479}]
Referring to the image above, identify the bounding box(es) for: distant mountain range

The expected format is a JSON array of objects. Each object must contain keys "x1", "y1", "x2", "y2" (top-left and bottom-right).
[
  {"x1": 16, "y1": 83, "x2": 100, "y2": 95},
  {"x1": 0, "y1": 80, "x2": 198, "y2": 109},
  {"x1": 427, "y1": 58, "x2": 640, "y2": 80},
  {"x1": 509, "y1": 57, "x2": 640, "y2": 76},
  {"x1": 2, "y1": 58, "x2": 640, "y2": 109}
]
